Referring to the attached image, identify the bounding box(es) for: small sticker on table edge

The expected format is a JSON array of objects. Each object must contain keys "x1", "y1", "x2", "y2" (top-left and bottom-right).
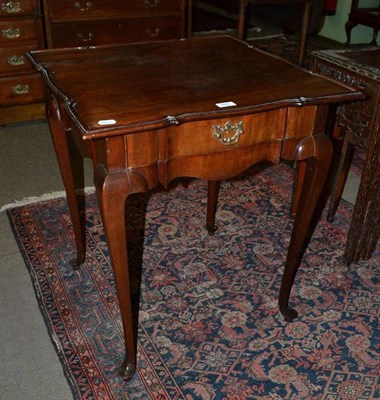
[
  {"x1": 98, "y1": 119, "x2": 117, "y2": 125},
  {"x1": 216, "y1": 101, "x2": 237, "y2": 108}
]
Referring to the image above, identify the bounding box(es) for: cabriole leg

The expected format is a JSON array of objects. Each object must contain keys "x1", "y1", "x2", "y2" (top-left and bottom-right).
[
  {"x1": 94, "y1": 164, "x2": 155, "y2": 381},
  {"x1": 47, "y1": 96, "x2": 86, "y2": 269},
  {"x1": 279, "y1": 134, "x2": 333, "y2": 321}
]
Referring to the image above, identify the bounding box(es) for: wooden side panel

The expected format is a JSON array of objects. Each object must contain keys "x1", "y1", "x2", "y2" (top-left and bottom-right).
[
  {"x1": 285, "y1": 106, "x2": 317, "y2": 138},
  {"x1": 126, "y1": 130, "x2": 159, "y2": 167}
]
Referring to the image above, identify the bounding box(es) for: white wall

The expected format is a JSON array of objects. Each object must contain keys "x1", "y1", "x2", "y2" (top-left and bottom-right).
[{"x1": 319, "y1": 0, "x2": 379, "y2": 44}]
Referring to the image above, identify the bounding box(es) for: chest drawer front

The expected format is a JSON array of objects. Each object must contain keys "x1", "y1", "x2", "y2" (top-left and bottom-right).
[
  {"x1": 119, "y1": 16, "x2": 182, "y2": 43},
  {"x1": 0, "y1": 43, "x2": 37, "y2": 75},
  {"x1": 122, "y1": 0, "x2": 182, "y2": 14},
  {"x1": 0, "y1": 0, "x2": 36, "y2": 16},
  {"x1": 50, "y1": 17, "x2": 182, "y2": 47},
  {"x1": 0, "y1": 73, "x2": 44, "y2": 106},
  {"x1": 167, "y1": 110, "x2": 287, "y2": 159},
  {"x1": 47, "y1": 0, "x2": 182, "y2": 19},
  {"x1": 0, "y1": 19, "x2": 38, "y2": 45}
]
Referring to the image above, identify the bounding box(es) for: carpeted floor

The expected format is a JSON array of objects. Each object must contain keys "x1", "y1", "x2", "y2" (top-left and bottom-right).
[{"x1": 8, "y1": 163, "x2": 379, "y2": 399}]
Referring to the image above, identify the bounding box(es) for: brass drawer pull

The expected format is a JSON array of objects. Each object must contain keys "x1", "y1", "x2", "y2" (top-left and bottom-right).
[
  {"x1": 12, "y1": 84, "x2": 29, "y2": 95},
  {"x1": 145, "y1": 28, "x2": 160, "y2": 37},
  {"x1": 74, "y1": 1, "x2": 93, "y2": 11},
  {"x1": 7, "y1": 55, "x2": 25, "y2": 66},
  {"x1": 212, "y1": 121, "x2": 245, "y2": 145},
  {"x1": 77, "y1": 32, "x2": 94, "y2": 42},
  {"x1": 145, "y1": 0, "x2": 160, "y2": 8},
  {"x1": 2, "y1": 27, "x2": 21, "y2": 39},
  {"x1": 1, "y1": 1, "x2": 21, "y2": 13}
]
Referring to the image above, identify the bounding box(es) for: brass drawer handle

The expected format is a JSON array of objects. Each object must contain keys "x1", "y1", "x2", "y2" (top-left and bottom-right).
[
  {"x1": 145, "y1": 28, "x2": 160, "y2": 37},
  {"x1": 7, "y1": 55, "x2": 25, "y2": 66},
  {"x1": 77, "y1": 32, "x2": 94, "y2": 42},
  {"x1": 1, "y1": 1, "x2": 21, "y2": 13},
  {"x1": 2, "y1": 27, "x2": 21, "y2": 39},
  {"x1": 74, "y1": 1, "x2": 93, "y2": 11},
  {"x1": 12, "y1": 84, "x2": 29, "y2": 95},
  {"x1": 212, "y1": 121, "x2": 245, "y2": 145},
  {"x1": 145, "y1": 0, "x2": 160, "y2": 8}
]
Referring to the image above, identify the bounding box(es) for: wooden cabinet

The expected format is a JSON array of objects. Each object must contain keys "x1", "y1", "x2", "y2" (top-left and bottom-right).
[
  {"x1": 311, "y1": 47, "x2": 380, "y2": 264},
  {"x1": 0, "y1": 0, "x2": 45, "y2": 125},
  {"x1": 43, "y1": 0, "x2": 186, "y2": 48},
  {"x1": 1, "y1": 0, "x2": 186, "y2": 124}
]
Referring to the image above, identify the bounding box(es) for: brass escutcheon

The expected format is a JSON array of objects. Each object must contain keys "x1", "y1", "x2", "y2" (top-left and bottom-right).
[
  {"x1": 2, "y1": 27, "x2": 21, "y2": 39},
  {"x1": 212, "y1": 121, "x2": 245, "y2": 145},
  {"x1": 7, "y1": 55, "x2": 25, "y2": 66},
  {"x1": 145, "y1": 0, "x2": 160, "y2": 8},
  {"x1": 1, "y1": 1, "x2": 21, "y2": 13},
  {"x1": 12, "y1": 84, "x2": 29, "y2": 95},
  {"x1": 77, "y1": 32, "x2": 94, "y2": 42},
  {"x1": 145, "y1": 28, "x2": 160, "y2": 37},
  {"x1": 74, "y1": 1, "x2": 93, "y2": 11}
]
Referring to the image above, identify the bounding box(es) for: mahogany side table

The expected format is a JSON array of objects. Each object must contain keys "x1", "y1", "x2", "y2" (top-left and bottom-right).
[
  {"x1": 311, "y1": 47, "x2": 380, "y2": 266},
  {"x1": 27, "y1": 37, "x2": 362, "y2": 380}
]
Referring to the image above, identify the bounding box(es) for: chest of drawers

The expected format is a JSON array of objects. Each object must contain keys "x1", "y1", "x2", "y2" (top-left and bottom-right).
[
  {"x1": 43, "y1": 0, "x2": 186, "y2": 48},
  {"x1": 1, "y1": 0, "x2": 186, "y2": 124},
  {"x1": 0, "y1": 0, "x2": 45, "y2": 124}
]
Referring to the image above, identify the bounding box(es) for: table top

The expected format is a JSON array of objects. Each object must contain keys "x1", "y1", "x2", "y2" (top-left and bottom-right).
[{"x1": 27, "y1": 36, "x2": 363, "y2": 139}]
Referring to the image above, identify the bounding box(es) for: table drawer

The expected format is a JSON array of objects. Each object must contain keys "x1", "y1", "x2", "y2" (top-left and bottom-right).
[
  {"x1": 166, "y1": 110, "x2": 287, "y2": 158},
  {"x1": 0, "y1": 73, "x2": 44, "y2": 106},
  {"x1": 0, "y1": 18, "x2": 39, "y2": 46},
  {"x1": 0, "y1": 43, "x2": 38, "y2": 75},
  {"x1": 50, "y1": 16, "x2": 183, "y2": 47},
  {"x1": 0, "y1": 0, "x2": 36, "y2": 16},
  {"x1": 47, "y1": 0, "x2": 182, "y2": 19}
]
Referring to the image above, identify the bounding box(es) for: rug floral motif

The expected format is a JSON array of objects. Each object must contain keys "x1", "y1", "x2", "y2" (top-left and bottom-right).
[{"x1": 8, "y1": 163, "x2": 379, "y2": 400}]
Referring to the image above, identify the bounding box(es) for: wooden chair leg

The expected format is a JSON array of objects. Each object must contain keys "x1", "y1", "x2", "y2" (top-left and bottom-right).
[
  {"x1": 298, "y1": 1, "x2": 311, "y2": 65},
  {"x1": 187, "y1": 0, "x2": 193, "y2": 37},
  {"x1": 345, "y1": 20, "x2": 357, "y2": 45},
  {"x1": 327, "y1": 132, "x2": 354, "y2": 222},
  {"x1": 371, "y1": 28, "x2": 379, "y2": 45},
  {"x1": 237, "y1": 0, "x2": 249, "y2": 41}
]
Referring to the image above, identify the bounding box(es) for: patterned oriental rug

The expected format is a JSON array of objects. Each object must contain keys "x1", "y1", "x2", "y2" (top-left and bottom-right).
[{"x1": 8, "y1": 163, "x2": 379, "y2": 399}]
